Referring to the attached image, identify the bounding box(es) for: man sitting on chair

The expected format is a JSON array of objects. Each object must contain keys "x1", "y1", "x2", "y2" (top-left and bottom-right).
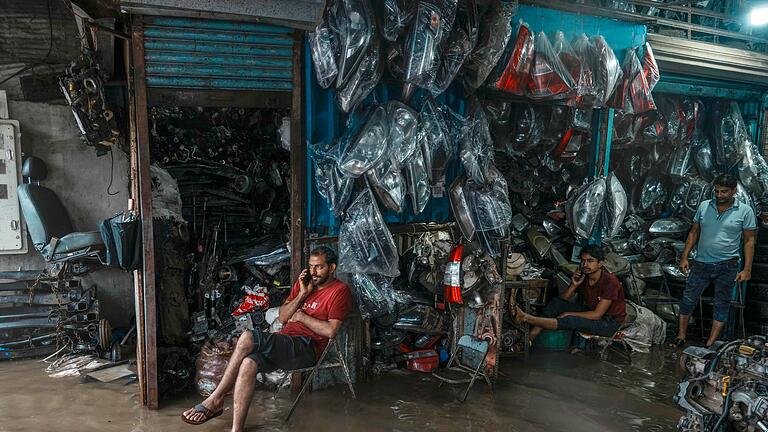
[
  {"x1": 514, "y1": 246, "x2": 627, "y2": 341},
  {"x1": 182, "y1": 246, "x2": 353, "y2": 430}
]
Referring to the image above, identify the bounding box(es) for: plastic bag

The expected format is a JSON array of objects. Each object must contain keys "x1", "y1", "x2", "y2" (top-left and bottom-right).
[
  {"x1": 506, "y1": 104, "x2": 543, "y2": 154},
  {"x1": 314, "y1": 155, "x2": 354, "y2": 218},
  {"x1": 639, "y1": 175, "x2": 667, "y2": 212},
  {"x1": 195, "y1": 340, "x2": 234, "y2": 397},
  {"x1": 339, "y1": 105, "x2": 389, "y2": 177},
  {"x1": 711, "y1": 100, "x2": 749, "y2": 170},
  {"x1": 402, "y1": 0, "x2": 458, "y2": 100},
  {"x1": 351, "y1": 273, "x2": 397, "y2": 318},
  {"x1": 612, "y1": 111, "x2": 640, "y2": 148},
  {"x1": 338, "y1": 189, "x2": 400, "y2": 277},
  {"x1": 570, "y1": 34, "x2": 598, "y2": 107},
  {"x1": 738, "y1": 142, "x2": 768, "y2": 198},
  {"x1": 641, "y1": 110, "x2": 665, "y2": 145},
  {"x1": 591, "y1": 35, "x2": 622, "y2": 107},
  {"x1": 244, "y1": 246, "x2": 290, "y2": 266},
  {"x1": 466, "y1": 166, "x2": 512, "y2": 255},
  {"x1": 566, "y1": 177, "x2": 607, "y2": 239},
  {"x1": 668, "y1": 143, "x2": 694, "y2": 180},
  {"x1": 692, "y1": 133, "x2": 715, "y2": 182},
  {"x1": 528, "y1": 31, "x2": 576, "y2": 100},
  {"x1": 405, "y1": 144, "x2": 432, "y2": 214},
  {"x1": 642, "y1": 42, "x2": 659, "y2": 91},
  {"x1": 603, "y1": 173, "x2": 628, "y2": 239},
  {"x1": 429, "y1": 0, "x2": 479, "y2": 96},
  {"x1": 367, "y1": 155, "x2": 406, "y2": 212},
  {"x1": 337, "y1": 38, "x2": 382, "y2": 113},
  {"x1": 611, "y1": 48, "x2": 655, "y2": 114},
  {"x1": 460, "y1": 105, "x2": 494, "y2": 185},
  {"x1": 419, "y1": 99, "x2": 458, "y2": 186},
  {"x1": 553, "y1": 32, "x2": 583, "y2": 106},
  {"x1": 540, "y1": 105, "x2": 571, "y2": 153},
  {"x1": 385, "y1": 41, "x2": 406, "y2": 80},
  {"x1": 678, "y1": 98, "x2": 703, "y2": 145},
  {"x1": 309, "y1": 13, "x2": 339, "y2": 89},
  {"x1": 386, "y1": 100, "x2": 420, "y2": 165},
  {"x1": 378, "y1": 0, "x2": 415, "y2": 42},
  {"x1": 492, "y1": 21, "x2": 534, "y2": 96},
  {"x1": 460, "y1": 0, "x2": 514, "y2": 89},
  {"x1": 449, "y1": 173, "x2": 476, "y2": 240},
  {"x1": 336, "y1": 0, "x2": 375, "y2": 89}
]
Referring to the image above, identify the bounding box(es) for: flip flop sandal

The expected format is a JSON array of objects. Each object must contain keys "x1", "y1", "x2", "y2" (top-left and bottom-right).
[
  {"x1": 669, "y1": 338, "x2": 685, "y2": 348},
  {"x1": 182, "y1": 403, "x2": 223, "y2": 425}
]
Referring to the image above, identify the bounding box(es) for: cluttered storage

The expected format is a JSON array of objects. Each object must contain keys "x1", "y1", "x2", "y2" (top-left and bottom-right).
[
  {"x1": 130, "y1": 16, "x2": 309, "y2": 398},
  {"x1": 302, "y1": 0, "x2": 768, "y2": 387}
]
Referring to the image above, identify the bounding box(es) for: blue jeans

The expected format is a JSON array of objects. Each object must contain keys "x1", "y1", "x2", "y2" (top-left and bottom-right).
[
  {"x1": 541, "y1": 297, "x2": 621, "y2": 337},
  {"x1": 679, "y1": 259, "x2": 739, "y2": 322}
]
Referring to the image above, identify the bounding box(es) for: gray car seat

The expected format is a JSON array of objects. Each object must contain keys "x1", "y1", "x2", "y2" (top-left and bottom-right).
[{"x1": 17, "y1": 157, "x2": 104, "y2": 262}]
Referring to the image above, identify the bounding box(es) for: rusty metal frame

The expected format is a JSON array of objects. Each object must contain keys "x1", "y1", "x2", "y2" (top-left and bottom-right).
[
  {"x1": 289, "y1": 31, "x2": 306, "y2": 284},
  {"x1": 289, "y1": 30, "x2": 307, "y2": 394},
  {"x1": 130, "y1": 16, "x2": 160, "y2": 410}
]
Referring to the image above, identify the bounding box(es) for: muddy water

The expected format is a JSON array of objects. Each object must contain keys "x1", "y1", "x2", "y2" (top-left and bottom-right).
[{"x1": 0, "y1": 348, "x2": 684, "y2": 432}]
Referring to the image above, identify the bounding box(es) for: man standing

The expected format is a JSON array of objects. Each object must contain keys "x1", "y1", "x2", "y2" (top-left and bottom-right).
[
  {"x1": 514, "y1": 246, "x2": 627, "y2": 339},
  {"x1": 672, "y1": 174, "x2": 757, "y2": 348},
  {"x1": 182, "y1": 246, "x2": 353, "y2": 431}
]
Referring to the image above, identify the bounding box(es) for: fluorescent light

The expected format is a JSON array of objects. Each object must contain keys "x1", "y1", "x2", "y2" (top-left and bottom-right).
[{"x1": 750, "y1": 6, "x2": 768, "y2": 26}]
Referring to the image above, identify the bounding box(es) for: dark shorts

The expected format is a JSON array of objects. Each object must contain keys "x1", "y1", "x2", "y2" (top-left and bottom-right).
[
  {"x1": 246, "y1": 330, "x2": 316, "y2": 373},
  {"x1": 542, "y1": 297, "x2": 621, "y2": 337},
  {"x1": 679, "y1": 259, "x2": 739, "y2": 322}
]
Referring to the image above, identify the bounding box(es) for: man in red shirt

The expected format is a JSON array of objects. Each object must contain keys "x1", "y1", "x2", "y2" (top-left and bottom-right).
[
  {"x1": 182, "y1": 246, "x2": 353, "y2": 430},
  {"x1": 514, "y1": 246, "x2": 626, "y2": 340}
]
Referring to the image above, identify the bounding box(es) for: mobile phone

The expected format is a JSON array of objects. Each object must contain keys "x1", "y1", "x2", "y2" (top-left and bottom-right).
[{"x1": 302, "y1": 271, "x2": 312, "y2": 285}]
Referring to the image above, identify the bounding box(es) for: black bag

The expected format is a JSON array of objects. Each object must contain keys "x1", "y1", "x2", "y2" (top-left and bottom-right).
[{"x1": 99, "y1": 211, "x2": 142, "y2": 271}]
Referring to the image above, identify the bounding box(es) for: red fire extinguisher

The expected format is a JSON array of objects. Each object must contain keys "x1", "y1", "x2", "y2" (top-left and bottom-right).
[{"x1": 442, "y1": 243, "x2": 464, "y2": 308}]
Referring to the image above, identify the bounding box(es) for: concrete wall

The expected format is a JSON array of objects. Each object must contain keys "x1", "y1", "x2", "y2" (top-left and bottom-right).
[{"x1": 0, "y1": 100, "x2": 134, "y2": 327}]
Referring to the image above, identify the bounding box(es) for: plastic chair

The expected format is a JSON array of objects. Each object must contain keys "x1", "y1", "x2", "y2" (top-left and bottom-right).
[
  {"x1": 432, "y1": 335, "x2": 493, "y2": 402},
  {"x1": 274, "y1": 336, "x2": 356, "y2": 421}
]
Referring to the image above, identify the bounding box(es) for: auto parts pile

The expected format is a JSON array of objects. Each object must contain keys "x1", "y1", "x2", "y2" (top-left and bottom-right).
[
  {"x1": 675, "y1": 336, "x2": 768, "y2": 432},
  {"x1": 0, "y1": 273, "x2": 113, "y2": 360},
  {"x1": 59, "y1": 49, "x2": 120, "y2": 153},
  {"x1": 148, "y1": 105, "x2": 294, "y2": 396}
]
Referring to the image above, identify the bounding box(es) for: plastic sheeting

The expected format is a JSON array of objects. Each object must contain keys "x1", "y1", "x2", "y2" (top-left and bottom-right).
[
  {"x1": 339, "y1": 106, "x2": 389, "y2": 177},
  {"x1": 336, "y1": 0, "x2": 375, "y2": 89},
  {"x1": 402, "y1": 0, "x2": 458, "y2": 99},
  {"x1": 338, "y1": 189, "x2": 400, "y2": 277},
  {"x1": 405, "y1": 144, "x2": 432, "y2": 214},
  {"x1": 309, "y1": 15, "x2": 338, "y2": 89},
  {"x1": 603, "y1": 174, "x2": 628, "y2": 239},
  {"x1": 591, "y1": 35, "x2": 622, "y2": 107},
  {"x1": 711, "y1": 101, "x2": 750, "y2": 170},
  {"x1": 312, "y1": 141, "x2": 355, "y2": 219},
  {"x1": 351, "y1": 273, "x2": 397, "y2": 318},
  {"x1": 528, "y1": 31, "x2": 575, "y2": 100},
  {"x1": 337, "y1": 38, "x2": 383, "y2": 113},
  {"x1": 611, "y1": 47, "x2": 655, "y2": 114},
  {"x1": 368, "y1": 155, "x2": 406, "y2": 212},
  {"x1": 620, "y1": 302, "x2": 667, "y2": 353},
  {"x1": 419, "y1": 98, "x2": 460, "y2": 185},
  {"x1": 378, "y1": 0, "x2": 415, "y2": 42},
  {"x1": 460, "y1": 106, "x2": 494, "y2": 185},
  {"x1": 739, "y1": 143, "x2": 768, "y2": 198},
  {"x1": 429, "y1": 0, "x2": 479, "y2": 96},
  {"x1": 460, "y1": 0, "x2": 515, "y2": 89},
  {"x1": 566, "y1": 177, "x2": 607, "y2": 239},
  {"x1": 492, "y1": 21, "x2": 534, "y2": 96}
]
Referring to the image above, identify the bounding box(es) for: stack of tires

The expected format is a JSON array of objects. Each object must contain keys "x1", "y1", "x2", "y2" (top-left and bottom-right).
[{"x1": 746, "y1": 227, "x2": 768, "y2": 335}]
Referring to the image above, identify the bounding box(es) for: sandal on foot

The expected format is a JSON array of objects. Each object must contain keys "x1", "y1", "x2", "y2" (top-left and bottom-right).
[
  {"x1": 669, "y1": 338, "x2": 685, "y2": 348},
  {"x1": 182, "y1": 403, "x2": 223, "y2": 425}
]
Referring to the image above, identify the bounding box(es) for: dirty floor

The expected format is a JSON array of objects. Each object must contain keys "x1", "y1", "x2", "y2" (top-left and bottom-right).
[{"x1": 0, "y1": 347, "x2": 684, "y2": 432}]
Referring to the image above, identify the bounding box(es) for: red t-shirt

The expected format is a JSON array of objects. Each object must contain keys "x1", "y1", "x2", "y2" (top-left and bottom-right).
[
  {"x1": 578, "y1": 271, "x2": 626, "y2": 324},
  {"x1": 278, "y1": 279, "x2": 353, "y2": 357}
]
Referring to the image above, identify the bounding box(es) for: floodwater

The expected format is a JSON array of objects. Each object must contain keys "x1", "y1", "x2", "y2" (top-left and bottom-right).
[{"x1": 0, "y1": 348, "x2": 684, "y2": 432}]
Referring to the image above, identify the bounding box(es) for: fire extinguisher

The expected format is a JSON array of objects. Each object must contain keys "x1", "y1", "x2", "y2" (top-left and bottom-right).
[{"x1": 441, "y1": 243, "x2": 464, "y2": 309}]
